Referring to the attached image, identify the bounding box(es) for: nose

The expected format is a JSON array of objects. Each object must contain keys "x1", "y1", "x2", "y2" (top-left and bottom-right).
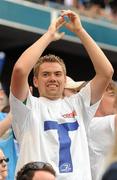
[
  {"x1": 2, "y1": 160, "x2": 7, "y2": 167},
  {"x1": 49, "y1": 74, "x2": 56, "y2": 82}
]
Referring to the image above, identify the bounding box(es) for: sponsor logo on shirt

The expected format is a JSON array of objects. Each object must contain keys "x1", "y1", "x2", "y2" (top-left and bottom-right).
[
  {"x1": 60, "y1": 163, "x2": 72, "y2": 173},
  {"x1": 62, "y1": 111, "x2": 77, "y2": 118}
]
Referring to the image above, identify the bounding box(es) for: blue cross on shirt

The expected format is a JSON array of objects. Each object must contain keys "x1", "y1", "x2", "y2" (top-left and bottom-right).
[{"x1": 44, "y1": 120, "x2": 79, "y2": 173}]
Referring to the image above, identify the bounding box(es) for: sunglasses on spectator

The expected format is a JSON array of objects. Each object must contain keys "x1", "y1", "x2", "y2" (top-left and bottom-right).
[
  {"x1": 0, "y1": 158, "x2": 9, "y2": 164},
  {"x1": 20, "y1": 162, "x2": 56, "y2": 176}
]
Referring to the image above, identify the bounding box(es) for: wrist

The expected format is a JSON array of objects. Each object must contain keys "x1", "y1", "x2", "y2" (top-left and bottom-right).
[
  {"x1": 44, "y1": 31, "x2": 54, "y2": 42},
  {"x1": 75, "y1": 27, "x2": 84, "y2": 36}
]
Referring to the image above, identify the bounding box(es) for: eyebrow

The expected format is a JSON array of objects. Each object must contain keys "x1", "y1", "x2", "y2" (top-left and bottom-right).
[
  {"x1": 42, "y1": 71, "x2": 63, "y2": 74},
  {"x1": 0, "y1": 156, "x2": 5, "y2": 159}
]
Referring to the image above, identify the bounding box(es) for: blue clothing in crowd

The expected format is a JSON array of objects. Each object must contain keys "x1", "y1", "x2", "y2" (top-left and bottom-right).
[{"x1": 0, "y1": 112, "x2": 18, "y2": 180}]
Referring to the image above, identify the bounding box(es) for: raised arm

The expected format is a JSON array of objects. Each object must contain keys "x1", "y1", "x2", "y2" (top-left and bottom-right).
[
  {"x1": 61, "y1": 10, "x2": 114, "y2": 104},
  {"x1": 0, "y1": 112, "x2": 12, "y2": 137},
  {"x1": 10, "y1": 16, "x2": 65, "y2": 101}
]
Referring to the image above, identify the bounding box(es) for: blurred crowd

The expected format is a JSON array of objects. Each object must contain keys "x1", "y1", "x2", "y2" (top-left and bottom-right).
[{"x1": 26, "y1": 0, "x2": 117, "y2": 24}]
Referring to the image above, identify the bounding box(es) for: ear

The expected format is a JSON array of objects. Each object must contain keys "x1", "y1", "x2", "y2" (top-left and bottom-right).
[{"x1": 33, "y1": 76, "x2": 38, "y2": 88}]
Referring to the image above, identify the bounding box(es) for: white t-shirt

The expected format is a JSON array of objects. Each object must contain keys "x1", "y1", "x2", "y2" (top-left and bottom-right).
[
  {"x1": 87, "y1": 115, "x2": 115, "y2": 180},
  {"x1": 10, "y1": 83, "x2": 99, "y2": 180}
]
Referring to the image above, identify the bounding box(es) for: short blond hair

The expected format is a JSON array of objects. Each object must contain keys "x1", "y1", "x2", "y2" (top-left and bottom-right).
[
  {"x1": 33, "y1": 54, "x2": 66, "y2": 77},
  {"x1": 106, "y1": 80, "x2": 117, "y2": 93}
]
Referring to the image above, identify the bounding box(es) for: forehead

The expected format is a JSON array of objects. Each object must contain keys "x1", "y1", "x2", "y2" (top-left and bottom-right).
[
  {"x1": 103, "y1": 91, "x2": 115, "y2": 99},
  {"x1": 33, "y1": 170, "x2": 55, "y2": 180},
  {"x1": 0, "y1": 149, "x2": 4, "y2": 157},
  {"x1": 39, "y1": 62, "x2": 64, "y2": 73}
]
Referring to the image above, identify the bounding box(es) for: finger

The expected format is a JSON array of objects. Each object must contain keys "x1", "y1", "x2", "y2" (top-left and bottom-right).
[
  {"x1": 64, "y1": 23, "x2": 73, "y2": 31},
  {"x1": 61, "y1": 10, "x2": 77, "y2": 21},
  {"x1": 51, "y1": 16, "x2": 63, "y2": 26},
  {"x1": 57, "y1": 16, "x2": 65, "y2": 24},
  {"x1": 56, "y1": 17, "x2": 66, "y2": 30},
  {"x1": 56, "y1": 21, "x2": 66, "y2": 30},
  {"x1": 61, "y1": 10, "x2": 72, "y2": 17},
  {"x1": 61, "y1": 9, "x2": 71, "y2": 14}
]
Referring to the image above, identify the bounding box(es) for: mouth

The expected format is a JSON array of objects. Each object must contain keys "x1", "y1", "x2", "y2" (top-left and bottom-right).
[
  {"x1": 47, "y1": 84, "x2": 58, "y2": 89},
  {"x1": 0, "y1": 169, "x2": 7, "y2": 173}
]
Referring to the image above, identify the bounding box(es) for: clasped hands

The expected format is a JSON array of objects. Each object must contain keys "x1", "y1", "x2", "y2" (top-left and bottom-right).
[{"x1": 48, "y1": 10, "x2": 83, "y2": 41}]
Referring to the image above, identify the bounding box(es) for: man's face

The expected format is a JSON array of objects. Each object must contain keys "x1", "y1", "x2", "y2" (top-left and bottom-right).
[
  {"x1": 0, "y1": 150, "x2": 8, "y2": 179},
  {"x1": 33, "y1": 62, "x2": 66, "y2": 100},
  {"x1": 32, "y1": 170, "x2": 55, "y2": 180}
]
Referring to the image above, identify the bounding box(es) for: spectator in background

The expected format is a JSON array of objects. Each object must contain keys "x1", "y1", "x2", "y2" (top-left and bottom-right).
[
  {"x1": 16, "y1": 161, "x2": 56, "y2": 180},
  {"x1": 64, "y1": 0, "x2": 77, "y2": 8},
  {"x1": 102, "y1": 87, "x2": 117, "y2": 180},
  {"x1": 85, "y1": 0, "x2": 107, "y2": 18},
  {"x1": 101, "y1": 88, "x2": 117, "y2": 180},
  {"x1": 64, "y1": 79, "x2": 117, "y2": 180},
  {"x1": 79, "y1": 0, "x2": 115, "y2": 22},
  {"x1": 0, "y1": 112, "x2": 12, "y2": 138},
  {"x1": 0, "y1": 148, "x2": 9, "y2": 180},
  {"x1": 109, "y1": 0, "x2": 117, "y2": 23},
  {"x1": 0, "y1": 83, "x2": 8, "y2": 112},
  {"x1": 87, "y1": 80, "x2": 117, "y2": 180},
  {"x1": 0, "y1": 112, "x2": 18, "y2": 180},
  {"x1": 0, "y1": 87, "x2": 18, "y2": 180},
  {"x1": 10, "y1": 10, "x2": 113, "y2": 179}
]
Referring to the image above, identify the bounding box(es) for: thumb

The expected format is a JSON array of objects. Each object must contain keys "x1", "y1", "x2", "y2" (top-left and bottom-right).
[
  {"x1": 54, "y1": 32, "x2": 65, "y2": 41},
  {"x1": 60, "y1": 32, "x2": 65, "y2": 39}
]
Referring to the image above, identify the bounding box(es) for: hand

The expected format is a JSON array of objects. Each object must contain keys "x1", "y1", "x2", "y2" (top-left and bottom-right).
[
  {"x1": 61, "y1": 10, "x2": 83, "y2": 34},
  {"x1": 47, "y1": 16, "x2": 65, "y2": 41}
]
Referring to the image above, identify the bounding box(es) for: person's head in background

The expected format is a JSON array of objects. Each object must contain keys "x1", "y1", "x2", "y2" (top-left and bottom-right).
[
  {"x1": 63, "y1": 76, "x2": 86, "y2": 97},
  {"x1": 0, "y1": 83, "x2": 9, "y2": 112},
  {"x1": 0, "y1": 148, "x2": 9, "y2": 180},
  {"x1": 16, "y1": 161, "x2": 56, "y2": 180},
  {"x1": 95, "y1": 80, "x2": 117, "y2": 117},
  {"x1": 109, "y1": 0, "x2": 117, "y2": 17}
]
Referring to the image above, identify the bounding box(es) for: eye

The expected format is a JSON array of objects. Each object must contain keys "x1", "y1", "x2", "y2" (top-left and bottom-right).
[
  {"x1": 107, "y1": 90, "x2": 115, "y2": 97},
  {"x1": 42, "y1": 72, "x2": 49, "y2": 77},
  {"x1": 55, "y1": 72, "x2": 62, "y2": 76},
  {"x1": 109, "y1": 91, "x2": 115, "y2": 96}
]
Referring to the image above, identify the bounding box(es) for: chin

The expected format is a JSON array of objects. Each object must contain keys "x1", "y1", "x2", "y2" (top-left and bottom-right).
[
  {"x1": 2, "y1": 171, "x2": 8, "y2": 178},
  {"x1": 48, "y1": 96, "x2": 58, "y2": 100},
  {"x1": 48, "y1": 94, "x2": 61, "y2": 100}
]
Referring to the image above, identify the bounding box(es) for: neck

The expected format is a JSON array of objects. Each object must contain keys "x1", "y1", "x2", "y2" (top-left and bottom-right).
[{"x1": 95, "y1": 108, "x2": 105, "y2": 117}]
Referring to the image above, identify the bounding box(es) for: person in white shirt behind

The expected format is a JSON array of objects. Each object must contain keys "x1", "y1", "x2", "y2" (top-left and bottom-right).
[
  {"x1": 64, "y1": 79, "x2": 117, "y2": 180},
  {"x1": 87, "y1": 80, "x2": 117, "y2": 180}
]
